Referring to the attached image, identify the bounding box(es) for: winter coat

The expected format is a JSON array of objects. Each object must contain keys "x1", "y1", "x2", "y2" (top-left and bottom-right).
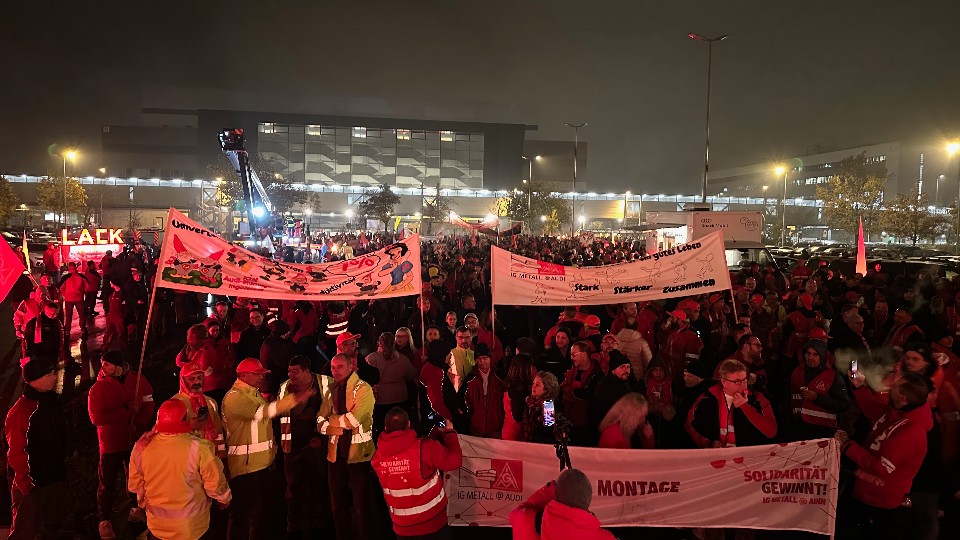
[
  {"x1": 465, "y1": 370, "x2": 506, "y2": 438},
  {"x1": 88, "y1": 368, "x2": 154, "y2": 454},
  {"x1": 509, "y1": 481, "x2": 615, "y2": 540},
  {"x1": 615, "y1": 328, "x2": 652, "y2": 379}
]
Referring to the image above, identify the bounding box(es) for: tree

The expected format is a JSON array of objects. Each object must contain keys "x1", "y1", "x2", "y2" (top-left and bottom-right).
[
  {"x1": 0, "y1": 177, "x2": 18, "y2": 226},
  {"x1": 358, "y1": 184, "x2": 401, "y2": 231},
  {"x1": 881, "y1": 190, "x2": 950, "y2": 245},
  {"x1": 815, "y1": 152, "x2": 887, "y2": 240},
  {"x1": 421, "y1": 183, "x2": 453, "y2": 235},
  {"x1": 36, "y1": 175, "x2": 88, "y2": 227},
  {"x1": 265, "y1": 175, "x2": 304, "y2": 216},
  {"x1": 499, "y1": 180, "x2": 572, "y2": 234}
]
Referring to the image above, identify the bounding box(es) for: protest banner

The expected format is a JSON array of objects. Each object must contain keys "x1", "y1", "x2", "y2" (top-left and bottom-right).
[
  {"x1": 491, "y1": 230, "x2": 731, "y2": 306},
  {"x1": 447, "y1": 435, "x2": 838, "y2": 536},
  {"x1": 156, "y1": 208, "x2": 421, "y2": 301}
]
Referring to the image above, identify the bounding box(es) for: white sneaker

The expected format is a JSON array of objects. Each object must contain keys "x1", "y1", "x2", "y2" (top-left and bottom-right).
[{"x1": 99, "y1": 520, "x2": 117, "y2": 540}]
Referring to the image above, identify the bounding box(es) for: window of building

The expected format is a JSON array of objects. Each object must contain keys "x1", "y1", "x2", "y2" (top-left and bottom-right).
[
  {"x1": 397, "y1": 129, "x2": 410, "y2": 140},
  {"x1": 306, "y1": 125, "x2": 322, "y2": 136},
  {"x1": 440, "y1": 131, "x2": 454, "y2": 142},
  {"x1": 353, "y1": 127, "x2": 367, "y2": 139}
]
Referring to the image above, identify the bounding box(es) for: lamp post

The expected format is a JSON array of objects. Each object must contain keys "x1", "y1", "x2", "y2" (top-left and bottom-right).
[
  {"x1": 948, "y1": 142, "x2": 960, "y2": 252},
  {"x1": 688, "y1": 33, "x2": 728, "y2": 204},
  {"x1": 564, "y1": 123, "x2": 587, "y2": 235},
  {"x1": 17, "y1": 204, "x2": 29, "y2": 229},
  {"x1": 61, "y1": 149, "x2": 78, "y2": 230},
  {"x1": 937, "y1": 174, "x2": 944, "y2": 207},
  {"x1": 521, "y1": 155, "x2": 540, "y2": 215},
  {"x1": 776, "y1": 165, "x2": 787, "y2": 247}
]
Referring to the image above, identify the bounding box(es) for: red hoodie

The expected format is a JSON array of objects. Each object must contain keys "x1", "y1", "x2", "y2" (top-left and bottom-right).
[
  {"x1": 844, "y1": 386, "x2": 933, "y2": 509},
  {"x1": 87, "y1": 367, "x2": 154, "y2": 454},
  {"x1": 510, "y1": 482, "x2": 615, "y2": 540}
]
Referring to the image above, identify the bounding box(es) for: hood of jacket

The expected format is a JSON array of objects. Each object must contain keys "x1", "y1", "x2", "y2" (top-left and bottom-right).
[
  {"x1": 894, "y1": 399, "x2": 934, "y2": 433},
  {"x1": 801, "y1": 339, "x2": 829, "y2": 372},
  {"x1": 374, "y1": 428, "x2": 419, "y2": 458},
  {"x1": 541, "y1": 500, "x2": 612, "y2": 540}
]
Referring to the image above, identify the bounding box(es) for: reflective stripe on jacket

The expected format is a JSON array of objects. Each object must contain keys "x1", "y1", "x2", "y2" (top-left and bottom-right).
[
  {"x1": 790, "y1": 367, "x2": 838, "y2": 428},
  {"x1": 128, "y1": 432, "x2": 232, "y2": 540},
  {"x1": 277, "y1": 374, "x2": 332, "y2": 453},
  {"x1": 317, "y1": 372, "x2": 375, "y2": 463},
  {"x1": 222, "y1": 379, "x2": 296, "y2": 477}
]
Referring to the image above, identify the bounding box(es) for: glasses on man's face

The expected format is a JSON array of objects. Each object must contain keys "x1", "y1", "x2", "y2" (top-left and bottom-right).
[{"x1": 724, "y1": 377, "x2": 748, "y2": 385}]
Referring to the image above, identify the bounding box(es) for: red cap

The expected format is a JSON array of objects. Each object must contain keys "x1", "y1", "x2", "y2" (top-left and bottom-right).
[
  {"x1": 584, "y1": 315, "x2": 601, "y2": 327},
  {"x1": 678, "y1": 299, "x2": 700, "y2": 311},
  {"x1": 799, "y1": 293, "x2": 814, "y2": 311},
  {"x1": 669, "y1": 309, "x2": 687, "y2": 322},
  {"x1": 236, "y1": 358, "x2": 270, "y2": 375},
  {"x1": 708, "y1": 293, "x2": 723, "y2": 304},
  {"x1": 335, "y1": 332, "x2": 362, "y2": 347},
  {"x1": 809, "y1": 328, "x2": 829, "y2": 341},
  {"x1": 750, "y1": 294, "x2": 764, "y2": 304},
  {"x1": 180, "y1": 362, "x2": 204, "y2": 377},
  {"x1": 155, "y1": 399, "x2": 192, "y2": 435}
]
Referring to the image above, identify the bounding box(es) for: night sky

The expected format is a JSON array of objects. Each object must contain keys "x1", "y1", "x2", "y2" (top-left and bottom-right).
[{"x1": 3, "y1": 0, "x2": 960, "y2": 193}]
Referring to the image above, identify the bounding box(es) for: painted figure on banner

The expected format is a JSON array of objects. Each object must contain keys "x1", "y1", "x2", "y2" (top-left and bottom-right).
[
  {"x1": 672, "y1": 260, "x2": 687, "y2": 284},
  {"x1": 596, "y1": 267, "x2": 627, "y2": 286},
  {"x1": 378, "y1": 242, "x2": 416, "y2": 294},
  {"x1": 697, "y1": 254, "x2": 714, "y2": 278},
  {"x1": 532, "y1": 283, "x2": 548, "y2": 304},
  {"x1": 225, "y1": 246, "x2": 257, "y2": 272},
  {"x1": 161, "y1": 235, "x2": 224, "y2": 288},
  {"x1": 643, "y1": 260, "x2": 662, "y2": 282}
]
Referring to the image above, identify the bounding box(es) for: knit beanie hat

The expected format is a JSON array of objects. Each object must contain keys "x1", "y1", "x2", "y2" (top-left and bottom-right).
[
  {"x1": 555, "y1": 469, "x2": 592, "y2": 511},
  {"x1": 102, "y1": 350, "x2": 125, "y2": 367},
  {"x1": 22, "y1": 357, "x2": 55, "y2": 383},
  {"x1": 607, "y1": 350, "x2": 631, "y2": 372}
]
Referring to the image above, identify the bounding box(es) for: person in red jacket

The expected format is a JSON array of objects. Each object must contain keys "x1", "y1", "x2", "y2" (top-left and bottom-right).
[
  {"x1": 5, "y1": 357, "x2": 66, "y2": 539},
  {"x1": 836, "y1": 371, "x2": 933, "y2": 540},
  {"x1": 509, "y1": 468, "x2": 614, "y2": 540},
  {"x1": 371, "y1": 407, "x2": 462, "y2": 539},
  {"x1": 87, "y1": 350, "x2": 155, "y2": 538},
  {"x1": 59, "y1": 261, "x2": 89, "y2": 337},
  {"x1": 465, "y1": 343, "x2": 505, "y2": 438},
  {"x1": 662, "y1": 309, "x2": 704, "y2": 378}
]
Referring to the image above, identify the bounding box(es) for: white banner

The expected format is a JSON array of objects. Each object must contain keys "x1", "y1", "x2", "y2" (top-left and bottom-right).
[
  {"x1": 157, "y1": 208, "x2": 421, "y2": 301},
  {"x1": 447, "y1": 436, "x2": 838, "y2": 535},
  {"x1": 491, "y1": 230, "x2": 732, "y2": 306}
]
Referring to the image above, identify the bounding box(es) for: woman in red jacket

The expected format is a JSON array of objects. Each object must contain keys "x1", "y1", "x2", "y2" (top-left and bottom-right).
[{"x1": 597, "y1": 393, "x2": 655, "y2": 449}]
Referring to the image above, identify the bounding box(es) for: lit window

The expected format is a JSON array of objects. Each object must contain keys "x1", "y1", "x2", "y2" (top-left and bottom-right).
[
  {"x1": 440, "y1": 131, "x2": 454, "y2": 142},
  {"x1": 306, "y1": 125, "x2": 322, "y2": 136},
  {"x1": 260, "y1": 123, "x2": 275, "y2": 134},
  {"x1": 353, "y1": 127, "x2": 367, "y2": 139},
  {"x1": 397, "y1": 129, "x2": 410, "y2": 141}
]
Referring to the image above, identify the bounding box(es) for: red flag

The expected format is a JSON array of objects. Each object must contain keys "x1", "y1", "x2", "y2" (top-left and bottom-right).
[
  {"x1": 0, "y1": 237, "x2": 27, "y2": 303},
  {"x1": 856, "y1": 216, "x2": 867, "y2": 276}
]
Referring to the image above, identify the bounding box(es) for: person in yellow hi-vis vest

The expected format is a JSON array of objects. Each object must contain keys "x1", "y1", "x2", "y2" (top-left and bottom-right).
[
  {"x1": 128, "y1": 399, "x2": 232, "y2": 540},
  {"x1": 222, "y1": 358, "x2": 314, "y2": 540},
  {"x1": 276, "y1": 355, "x2": 334, "y2": 536},
  {"x1": 318, "y1": 354, "x2": 380, "y2": 540}
]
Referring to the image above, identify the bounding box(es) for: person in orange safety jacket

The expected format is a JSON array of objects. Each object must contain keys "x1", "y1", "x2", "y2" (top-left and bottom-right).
[
  {"x1": 129, "y1": 399, "x2": 232, "y2": 540},
  {"x1": 372, "y1": 407, "x2": 462, "y2": 538}
]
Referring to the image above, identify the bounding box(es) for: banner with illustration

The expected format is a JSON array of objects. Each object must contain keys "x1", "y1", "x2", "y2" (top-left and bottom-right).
[
  {"x1": 157, "y1": 208, "x2": 421, "y2": 300},
  {"x1": 447, "y1": 436, "x2": 838, "y2": 536},
  {"x1": 491, "y1": 230, "x2": 731, "y2": 306}
]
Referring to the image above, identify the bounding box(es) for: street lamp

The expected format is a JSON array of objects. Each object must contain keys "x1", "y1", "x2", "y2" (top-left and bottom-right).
[
  {"x1": 521, "y1": 155, "x2": 541, "y2": 215},
  {"x1": 948, "y1": 142, "x2": 960, "y2": 252},
  {"x1": 688, "y1": 32, "x2": 728, "y2": 204},
  {"x1": 564, "y1": 123, "x2": 587, "y2": 235},
  {"x1": 17, "y1": 204, "x2": 28, "y2": 229},
  {"x1": 61, "y1": 148, "x2": 78, "y2": 229},
  {"x1": 775, "y1": 165, "x2": 787, "y2": 246}
]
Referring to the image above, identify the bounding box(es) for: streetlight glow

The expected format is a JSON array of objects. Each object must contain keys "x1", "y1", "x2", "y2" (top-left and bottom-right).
[
  {"x1": 578, "y1": 215, "x2": 586, "y2": 224},
  {"x1": 304, "y1": 208, "x2": 312, "y2": 215},
  {"x1": 948, "y1": 142, "x2": 960, "y2": 155},
  {"x1": 64, "y1": 150, "x2": 78, "y2": 161},
  {"x1": 540, "y1": 215, "x2": 547, "y2": 222},
  {"x1": 775, "y1": 165, "x2": 786, "y2": 176},
  {"x1": 345, "y1": 209, "x2": 354, "y2": 219}
]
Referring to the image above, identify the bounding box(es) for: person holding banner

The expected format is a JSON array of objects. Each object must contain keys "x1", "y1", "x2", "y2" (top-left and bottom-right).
[{"x1": 509, "y1": 468, "x2": 614, "y2": 540}]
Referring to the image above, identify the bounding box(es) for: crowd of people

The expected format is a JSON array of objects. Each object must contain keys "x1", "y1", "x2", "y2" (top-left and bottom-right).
[{"x1": 5, "y1": 231, "x2": 960, "y2": 540}]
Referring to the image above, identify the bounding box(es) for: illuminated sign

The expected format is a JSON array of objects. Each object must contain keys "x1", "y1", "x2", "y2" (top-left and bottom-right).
[
  {"x1": 60, "y1": 228, "x2": 124, "y2": 245},
  {"x1": 59, "y1": 228, "x2": 125, "y2": 264}
]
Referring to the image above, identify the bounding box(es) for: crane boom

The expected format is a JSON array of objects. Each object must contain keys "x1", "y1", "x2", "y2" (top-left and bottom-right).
[{"x1": 218, "y1": 128, "x2": 273, "y2": 229}]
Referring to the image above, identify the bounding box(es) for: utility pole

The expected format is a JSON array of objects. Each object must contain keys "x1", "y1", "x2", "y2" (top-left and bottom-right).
[{"x1": 564, "y1": 123, "x2": 587, "y2": 235}]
